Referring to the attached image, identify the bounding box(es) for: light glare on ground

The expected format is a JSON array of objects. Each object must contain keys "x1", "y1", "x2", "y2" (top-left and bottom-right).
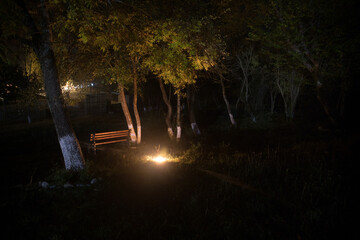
[{"x1": 145, "y1": 154, "x2": 178, "y2": 164}]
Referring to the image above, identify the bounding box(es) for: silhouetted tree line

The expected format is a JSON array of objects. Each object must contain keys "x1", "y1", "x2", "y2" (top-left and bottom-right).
[{"x1": 1, "y1": 0, "x2": 358, "y2": 170}]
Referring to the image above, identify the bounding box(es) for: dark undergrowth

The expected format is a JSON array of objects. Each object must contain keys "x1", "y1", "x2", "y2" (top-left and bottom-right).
[{"x1": 0, "y1": 114, "x2": 357, "y2": 240}]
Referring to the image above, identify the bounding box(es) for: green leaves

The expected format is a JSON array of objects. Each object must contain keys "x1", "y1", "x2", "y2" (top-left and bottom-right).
[
  {"x1": 143, "y1": 17, "x2": 225, "y2": 91},
  {"x1": 49, "y1": 0, "x2": 226, "y2": 93}
]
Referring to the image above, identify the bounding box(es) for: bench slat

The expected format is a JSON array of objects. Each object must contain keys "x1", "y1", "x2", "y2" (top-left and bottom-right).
[
  {"x1": 89, "y1": 130, "x2": 130, "y2": 153},
  {"x1": 93, "y1": 134, "x2": 129, "y2": 140},
  {"x1": 94, "y1": 139, "x2": 128, "y2": 146},
  {"x1": 94, "y1": 130, "x2": 129, "y2": 136},
  {"x1": 94, "y1": 133, "x2": 129, "y2": 137}
]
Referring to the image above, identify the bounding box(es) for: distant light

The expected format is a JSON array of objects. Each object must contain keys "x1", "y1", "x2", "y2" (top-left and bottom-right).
[{"x1": 91, "y1": 83, "x2": 94, "y2": 86}]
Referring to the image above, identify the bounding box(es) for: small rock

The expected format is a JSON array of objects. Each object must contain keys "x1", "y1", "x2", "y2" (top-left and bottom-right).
[
  {"x1": 39, "y1": 181, "x2": 49, "y2": 189},
  {"x1": 64, "y1": 183, "x2": 74, "y2": 188},
  {"x1": 90, "y1": 178, "x2": 97, "y2": 184}
]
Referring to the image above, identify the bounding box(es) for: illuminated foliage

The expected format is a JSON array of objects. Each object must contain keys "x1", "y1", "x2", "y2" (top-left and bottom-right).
[{"x1": 143, "y1": 17, "x2": 225, "y2": 91}]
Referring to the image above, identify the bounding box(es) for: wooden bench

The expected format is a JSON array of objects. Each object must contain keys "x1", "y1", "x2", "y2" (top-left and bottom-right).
[{"x1": 89, "y1": 130, "x2": 130, "y2": 153}]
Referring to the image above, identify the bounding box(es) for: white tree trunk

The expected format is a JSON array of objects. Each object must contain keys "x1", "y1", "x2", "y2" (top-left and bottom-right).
[
  {"x1": 23, "y1": 0, "x2": 85, "y2": 170},
  {"x1": 167, "y1": 127, "x2": 174, "y2": 139},
  {"x1": 158, "y1": 78, "x2": 174, "y2": 140},
  {"x1": 59, "y1": 135, "x2": 85, "y2": 170},
  {"x1": 176, "y1": 126, "x2": 181, "y2": 141},
  {"x1": 187, "y1": 87, "x2": 201, "y2": 135},
  {"x1": 191, "y1": 122, "x2": 201, "y2": 135},
  {"x1": 119, "y1": 84, "x2": 137, "y2": 143},
  {"x1": 176, "y1": 93, "x2": 181, "y2": 142},
  {"x1": 276, "y1": 70, "x2": 303, "y2": 119},
  {"x1": 132, "y1": 62, "x2": 141, "y2": 144},
  {"x1": 220, "y1": 76, "x2": 237, "y2": 127}
]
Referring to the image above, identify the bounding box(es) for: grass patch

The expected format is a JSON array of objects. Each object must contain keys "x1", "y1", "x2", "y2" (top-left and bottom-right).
[{"x1": 1, "y1": 116, "x2": 356, "y2": 239}]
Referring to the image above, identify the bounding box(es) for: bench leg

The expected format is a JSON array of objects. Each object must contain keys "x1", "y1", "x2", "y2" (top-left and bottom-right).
[{"x1": 89, "y1": 143, "x2": 96, "y2": 155}]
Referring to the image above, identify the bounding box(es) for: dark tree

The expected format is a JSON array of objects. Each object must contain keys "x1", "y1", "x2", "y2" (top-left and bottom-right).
[{"x1": 0, "y1": 0, "x2": 85, "y2": 170}]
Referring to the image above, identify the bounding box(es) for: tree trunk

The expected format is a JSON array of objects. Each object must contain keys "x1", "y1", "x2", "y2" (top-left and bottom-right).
[
  {"x1": 275, "y1": 73, "x2": 289, "y2": 118},
  {"x1": 291, "y1": 44, "x2": 337, "y2": 125},
  {"x1": 132, "y1": 63, "x2": 141, "y2": 144},
  {"x1": 176, "y1": 93, "x2": 181, "y2": 142},
  {"x1": 270, "y1": 87, "x2": 277, "y2": 115},
  {"x1": 119, "y1": 83, "x2": 137, "y2": 143},
  {"x1": 219, "y1": 76, "x2": 237, "y2": 127},
  {"x1": 187, "y1": 87, "x2": 201, "y2": 135},
  {"x1": 158, "y1": 78, "x2": 174, "y2": 139},
  {"x1": 24, "y1": 0, "x2": 85, "y2": 170},
  {"x1": 313, "y1": 68, "x2": 337, "y2": 125}
]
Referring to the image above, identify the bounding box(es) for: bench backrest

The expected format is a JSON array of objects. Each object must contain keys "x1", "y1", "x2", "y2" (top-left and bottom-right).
[{"x1": 90, "y1": 130, "x2": 129, "y2": 146}]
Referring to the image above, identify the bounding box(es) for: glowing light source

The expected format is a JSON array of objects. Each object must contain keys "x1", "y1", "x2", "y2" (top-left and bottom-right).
[
  {"x1": 145, "y1": 154, "x2": 171, "y2": 164},
  {"x1": 153, "y1": 155, "x2": 166, "y2": 163},
  {"x1": 144, "y1": 146, "x2": 179, "y2": 164}
]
